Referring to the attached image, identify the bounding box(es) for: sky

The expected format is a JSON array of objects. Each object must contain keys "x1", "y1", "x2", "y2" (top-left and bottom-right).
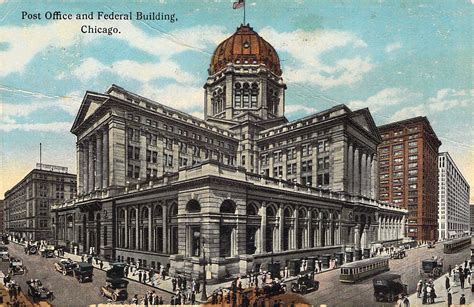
[{"x1": 0, "y1": 0, "x2": 472, "y2": 201}]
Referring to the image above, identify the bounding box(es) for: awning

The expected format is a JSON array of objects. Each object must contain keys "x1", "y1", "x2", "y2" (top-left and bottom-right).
[{"x1": 448, "y1": 231, "x2": 457, "y2": 237}]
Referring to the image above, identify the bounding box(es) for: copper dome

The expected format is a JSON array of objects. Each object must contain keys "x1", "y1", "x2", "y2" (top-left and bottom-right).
[{"x1": 209, "y1": 25, "x2": 282, "y2": 76}]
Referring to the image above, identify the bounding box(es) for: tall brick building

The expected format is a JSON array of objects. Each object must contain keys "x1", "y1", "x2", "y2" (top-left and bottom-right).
[{"x1": 378, "y1": 117, "x2": 441, "y2": 242}]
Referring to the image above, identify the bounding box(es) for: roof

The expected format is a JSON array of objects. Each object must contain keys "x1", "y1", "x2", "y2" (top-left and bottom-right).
[
  {"x1": 340, "y1": 257, "x2": 389, "y2": 268},
  {"x1": 210, "y1": 24, "x2": 282, "y2": 76},
  {"x1": 373, "y1": 273, "x2": 401, "y2": 281},
  {"x1": 77, "y1": 262, "x2": 93, "y2": 268}
]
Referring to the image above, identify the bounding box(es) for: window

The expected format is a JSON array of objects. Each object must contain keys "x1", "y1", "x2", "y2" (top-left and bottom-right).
[
  {"x1": 318, "y1": 140, "x2": 329, "y2": 153},
  {"x1": 134, "y1": 147, "x2": 140, "y2": 160},
  {"x1": 302, "y1": 144, "x2": 312, "y2": 157},
  {"x1": 152, "y1": 152, "x2": 158, "y2": 163}
]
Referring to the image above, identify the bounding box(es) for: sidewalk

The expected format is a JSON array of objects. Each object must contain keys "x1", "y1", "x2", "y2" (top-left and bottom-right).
[{"x1": 408, "y1": 265, "x2": 473, "y2": 306}]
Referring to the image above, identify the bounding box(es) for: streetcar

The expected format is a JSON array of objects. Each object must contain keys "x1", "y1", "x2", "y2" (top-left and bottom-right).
[
  {"x1": 443, "y1": 237, "x2": 471, "y2": 254},
  {"x1": 339, "y1": 257, "x2": 390, "y2": 283}
]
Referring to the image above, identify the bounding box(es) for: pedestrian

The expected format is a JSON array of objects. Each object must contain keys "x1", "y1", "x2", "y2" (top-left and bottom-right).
[
  {"x1": 459, "y1": 294, "x2": 466, "y2": 305},
  {"x1": 196, "y1": 279, "x2": 200, "y2": 293},
  {"x1": 447, "y1": 288, "x2": 453, "y2": 306},
  {"x1": 191, "y1": 291, "x2": 195, "y2": 305},
  {"x1": 99, "y1": 260, "x2": 104, "y2": 270},
  {"x1": 430, "y1": 286, "x2": 436, "y2": 304},
  {"x1": 445, "y1": 275, "x2": 450, "y2": 290},
  {"x1": 172, "y1": 277, "x2": 177, "y2": 292},
  {"x1": 460, "y1": 271, "x2": 465, "y2": 289},
  {"x1": 416, "y1": 280, "x2": 422, "y2": 298},
  {"x1": 422, "y1": 284, "x2": 427, "y2": 304},
  {"x1": 138, "y1": 270, "x2": 142, "y2": 283},
  {"x1": 448, "y1": 264, "x2": 452, "y2": 277}
]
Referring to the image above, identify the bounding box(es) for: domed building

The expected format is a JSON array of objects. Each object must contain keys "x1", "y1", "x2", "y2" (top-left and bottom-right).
[{"x1": 52, "y1": 24, "x2": 406, "y2": 283}]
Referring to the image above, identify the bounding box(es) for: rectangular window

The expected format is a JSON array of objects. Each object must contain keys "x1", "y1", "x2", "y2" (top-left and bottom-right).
[
  {"x1": 134, "y1": 147, "x2": 140, "y2": 160},
  {"x1": 152, "y1": 152, "x2": 158, "y2": 163}
]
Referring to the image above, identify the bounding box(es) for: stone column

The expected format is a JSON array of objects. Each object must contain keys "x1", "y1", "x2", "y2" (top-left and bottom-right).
[
  {"x1": 124, "y1": 209, "x2": 128, "y2": 248},
  {"x1": 83, "y1": 141, "x2": 89, "y2": 193},
  {"x1": 401, "y1": 215, "x2": 406, "y2": 238},
  {"x1": 347, "y1": 142, "x2": 353, "y2": 194},
  {"x1": 88, "y1": 138, "x2": 94, "y2": 192},
  {"x1": 312, "y1": 143, "x2": 318, "y2": 188},
  {"x1": 102, "y1": 126, "x2": 109, "y2": 188},
  {"x1": 360, "y1": 151, "x2": 367, "y2": 197},
  {"x1": 162, "y1": 205, "x2": 168, "y2": 253},
  {"x1": 277, "y1": 206, "x2": 284, "y2": 251},
  {"x1": 269, "y1": 153, "x2": 275, "y2": 178},
  {"x1": 260, "y1": 203, "x2": 267, "y2": 253},
  {"x1": 306, "y1": 211, "x2": 312, "y2": 248},
  {"x1": 354, "y1": 224, "x2": 361, "y2": 250},
  {"x1": 96, "y1": 132, "x2": 103, "y2": 190},
  {"x1": 148, "y1": 207, "x2": 152, "y2": 252},
  {"x1": 353, "y1": 147, "x2": 360, "y2": 195},
  {"x1": 77, "y1": 143, "x2": 84, "y2": 194},
  {"x1": 328, "y1": 213, "x2": 334, "y2": 246},
  {"x1": 139, "y1": 130, "x2": 147, "y2": 179},
  {"x1": 372, "y1": 155, "x2": 379, "y2": 200},
  {"x1": 135, "y1": 208, "x2": 139, "y2": 250},
  {"x1": 366, "y1": 154, "x2": 373, "y2": 198},
  {"x1": 282, "y1": 151, "x2": 288, "y2": 181},
  {"x1": 296, "y1": 146, "x2": 302, "y2": 184},
  {"x1": 318, "y1": 212, "x2": 323, "y2": 246},
  {"x1": 293, "y1": 207, "x2": 299, "y2": 249}
]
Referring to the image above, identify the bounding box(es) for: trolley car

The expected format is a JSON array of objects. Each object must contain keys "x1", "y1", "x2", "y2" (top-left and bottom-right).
[
  {"x1": 340, "y1": 257, "x2": 390, "y2": 283},
  {"x1": 443, "y1": 237, "x2": 471, "y2": 254}
]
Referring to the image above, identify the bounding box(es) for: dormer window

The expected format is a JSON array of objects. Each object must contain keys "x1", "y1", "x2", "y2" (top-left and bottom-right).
[{"x1": 243, "y1": 41, "x2": 250, "y2": 48}]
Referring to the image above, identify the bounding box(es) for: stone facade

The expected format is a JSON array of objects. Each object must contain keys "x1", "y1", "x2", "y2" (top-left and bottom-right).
[{"x1": 52, "y1": 24, "x2": 406, "y2": 282}]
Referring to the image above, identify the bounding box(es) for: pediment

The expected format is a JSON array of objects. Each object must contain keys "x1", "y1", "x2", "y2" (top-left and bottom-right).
[
  {"x1": 71, "y1": 91, "x2": 109, "y2": 133},
  {"x1": 350, "y1": 108, "x2": 381, "y2": 140}
]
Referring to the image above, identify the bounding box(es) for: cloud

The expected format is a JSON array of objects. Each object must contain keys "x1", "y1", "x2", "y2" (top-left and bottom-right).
[
  {"x1": 0, "y1": 121, "x2": 72, "y2": 132},
  {"x1": 0, "y1": 20, "x2": 227, "y2": 77},
  {"x1": 259, "y1": 27, "x2": 373, "y2": 89},
  {"x1": 285, "y1": 104, "x2": 317, "y2": 114},
  {"x1": 385, "y1": 42, "x2": 402, "y2": 53},
  {"x1": 388, "y1": 88, "x2": 471, "y2": 122},
  {"x1": 348, "y1": 87, "x2": 420, "y2": 112},
  {"x1": 72, "y1": 57, "x2": 196, "y2": 84},
  {"x1": 427, "y1": 88, "x2": 471, "y2": 112}
]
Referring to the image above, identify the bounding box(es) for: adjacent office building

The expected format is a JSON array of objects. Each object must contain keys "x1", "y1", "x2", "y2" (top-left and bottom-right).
[
  {"x1": 437, "y1": 152, "x2": 470, "y2": 240},
  {"x1": 4, "y1": 165, "x2": 76, "y2": 241},
  {"x1": 52, "y1": 24, "x2": 406, "y2": 282},
  {"x1": 378, "y1": 117, "x2": 441, "y2": 242},
  {"x1": 470, "y1": 204, "x2": 474, "y2": 234}
]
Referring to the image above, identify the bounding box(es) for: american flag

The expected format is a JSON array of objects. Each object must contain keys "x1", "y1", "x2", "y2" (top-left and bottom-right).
[{"x1": 233, "y1": 0, "x2": 245, "y2": 9}]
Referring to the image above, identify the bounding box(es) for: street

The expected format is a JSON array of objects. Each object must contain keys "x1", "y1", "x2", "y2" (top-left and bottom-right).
[
  {"x1": 302, "y1": 241, "x2": 471, "y2": 307},
  {"x1": 0, "y1": 242, "x2": 172, "y2": 306}
]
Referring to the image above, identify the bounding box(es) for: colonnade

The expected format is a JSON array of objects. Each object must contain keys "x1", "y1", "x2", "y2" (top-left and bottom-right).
[
  {"x1": 77, "y1": 126, "x2": 109, "y2": 194},
  {"x1": 347, "y1": 142, "x2": 377, "y2": 198}
]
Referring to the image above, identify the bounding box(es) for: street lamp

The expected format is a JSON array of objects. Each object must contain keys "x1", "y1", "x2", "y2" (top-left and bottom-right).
[{"x1": 200, "y1": 236, "x2": 207, "y2": 302}]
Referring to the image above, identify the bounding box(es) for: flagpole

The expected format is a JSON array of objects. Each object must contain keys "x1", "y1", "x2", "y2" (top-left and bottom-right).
[{"x1": 243, "y1": 1, "x2": 246, "y2": 25}]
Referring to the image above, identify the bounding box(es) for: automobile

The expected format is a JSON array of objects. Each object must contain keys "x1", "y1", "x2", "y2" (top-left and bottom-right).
[
  {"x1": 391, "y1": 249, "x2": 405, "y2": 259},
  {"x1": 427, "y1": 242, "x2": 435, "y2": 249},
  {"x1": 100, "y1": 278, "x2": 129, "y2": 302},
  {"x1": 9, "y1": 259, "x2": 26, "y2": 275},
  {"x1": 26, "y1": 279, "x2": 54, "y2": 302},
  {"x1": 373, "y1": 273, "x2": 407, "y2": 302},
  {"x1": 0, "y1": 245, "x2": 9, "y2": 261},
  {"x1": 73, "y1": 262, "x2": 94, "y2": 283},
  {"x1": 261, "y1": 281, "x2": 286, "y2": 297},
  {"x1": 290, "y1": 270, "x2": 319, "y2": 294},
  {"x1": 106, "y1": 262, "x2": 126, "y2": 279},
  {"x1": 24, "y1": 242, "x2": 38, "y2": 255},
  {"x1": 54, "y1": 259, "x2": 77, "y2": 276},
  {"x1": 421, "y1": 259, "x2": 443, "y2": 277},
  {"x1": 39, "y1": 245, "x2": 56, "y2": 258},
  {"x1": 1, "y1": 234, "x2": 9, "y2": 245}
]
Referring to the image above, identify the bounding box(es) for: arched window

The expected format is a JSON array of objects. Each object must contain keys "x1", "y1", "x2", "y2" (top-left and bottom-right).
[
  {"x1": 266, "y1": 205, "x2": 276, "y2": 217},
  {"x1": 251, "y1": 83, "x2": 259, "y2": 108},
  {"x1": 246, "y1": 203, "x2": 258, "y2": 215},
  {"x1": 234, "y1": 83, "x2": 242, "y2": 108},
  {"x1": 220, "y1": 199, "x2": 236, "y2": 214},
  {"x1": 129, "y1": 208, "x2": 136, "y2": 220},
  {"x1": 153, "y1": 206, "x2": 163, "y2": 218},
  {"x1": 119, "y1": 209, "x2": 125, "y2": 220},
  {"x1": 242, "y1": 83, "x2": 250, "y2": 108},
  {"x1": 169, "y1": 203, "x2": 178, "y2": 217},
  {"x1": 142, "y1": 207, "x2": 149, "y2": 219},
  {"x1": 186, "y1": 199, "x2": 201, "y2": 213},
  {"x1": 284, "y1": 207, "x2": 292, "y2": 218},
  {"x1": 88, "y1": 211, "x2": 95, "y2": 221}
]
